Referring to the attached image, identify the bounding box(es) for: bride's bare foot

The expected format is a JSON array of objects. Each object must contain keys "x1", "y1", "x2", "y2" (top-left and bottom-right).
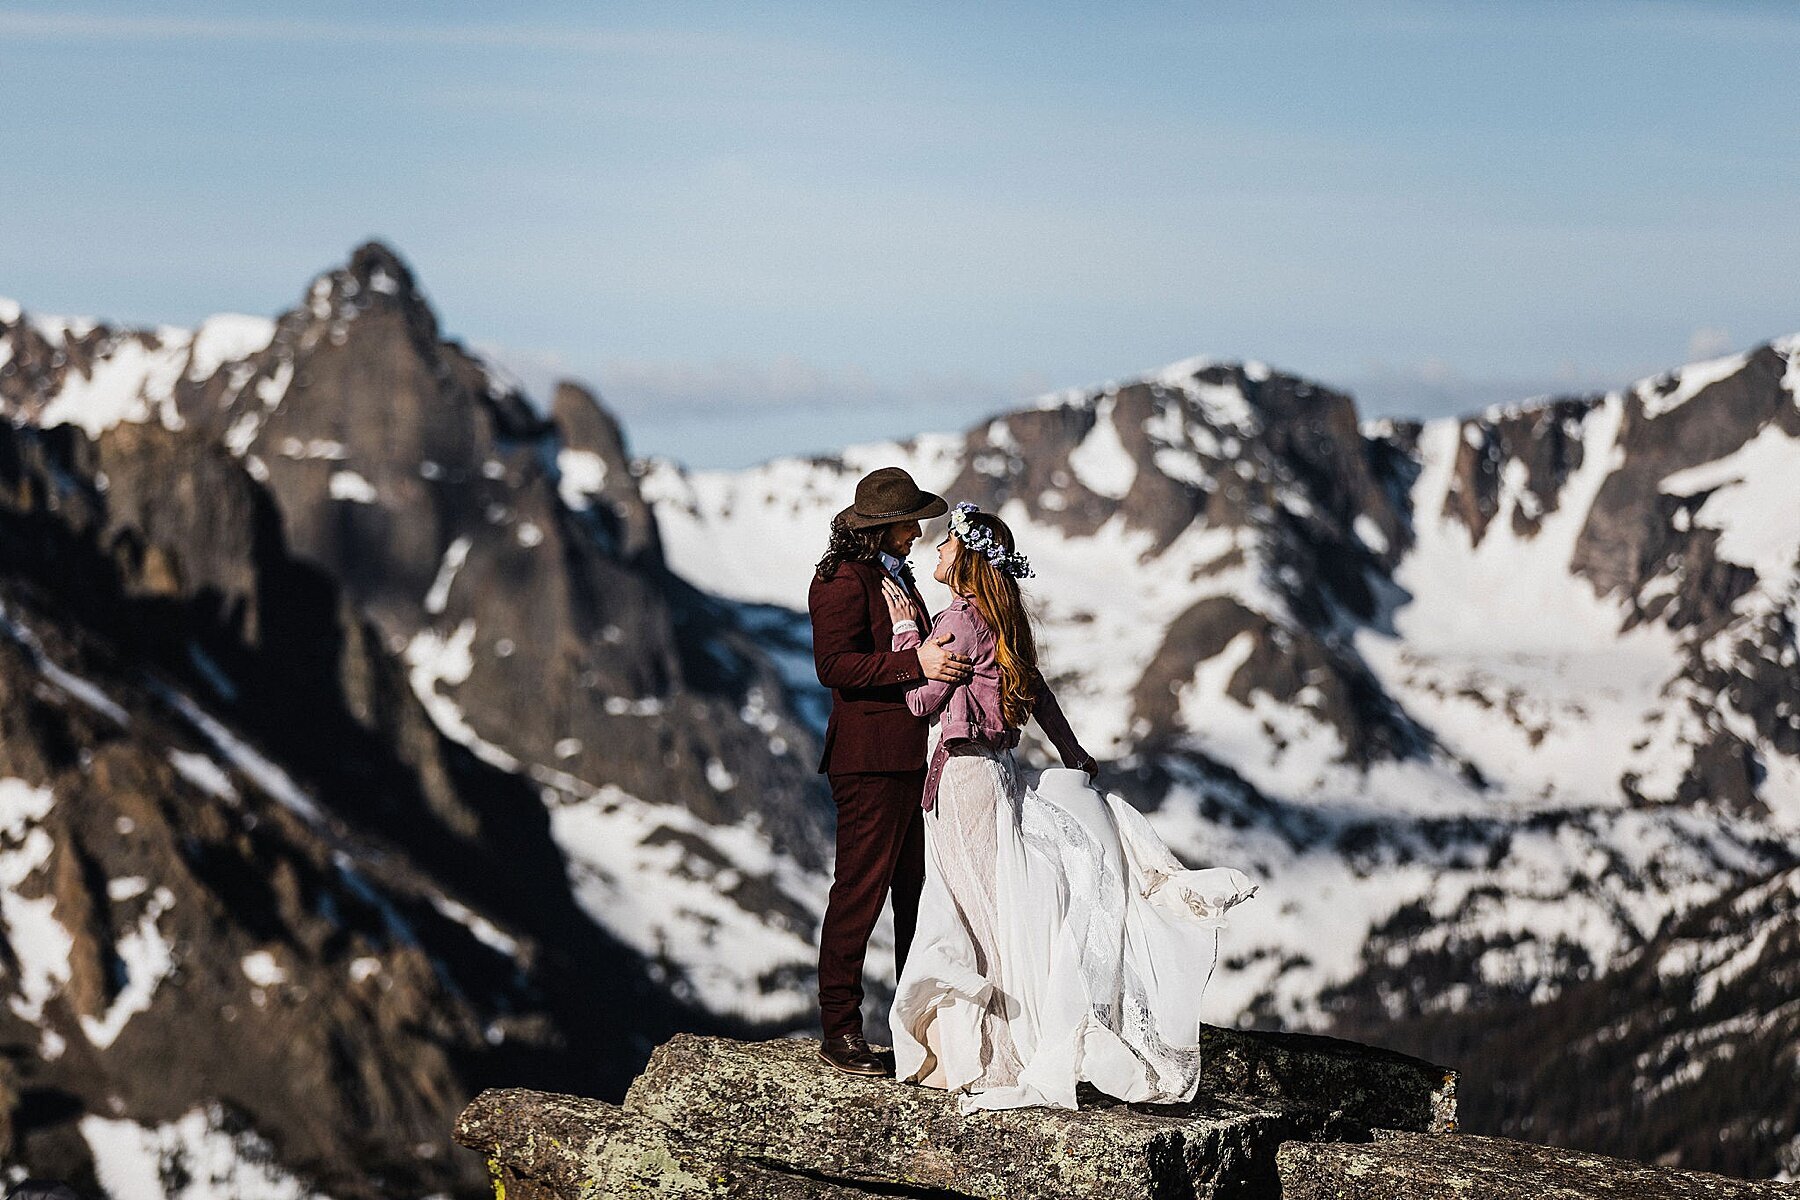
[{"x1": 915, "y1": 1011, "x2": 948, "y2": 1089}]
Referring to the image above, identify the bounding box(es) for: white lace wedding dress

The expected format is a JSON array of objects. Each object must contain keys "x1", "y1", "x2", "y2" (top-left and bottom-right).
[{"x1": 890, "y1": 748, "x2": 1255, "y2": 1111}]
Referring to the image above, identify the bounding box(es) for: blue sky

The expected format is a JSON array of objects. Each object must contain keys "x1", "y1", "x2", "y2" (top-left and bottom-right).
[{"x1": 2, "y1": 2, "x2": 1795, "y2": 466}]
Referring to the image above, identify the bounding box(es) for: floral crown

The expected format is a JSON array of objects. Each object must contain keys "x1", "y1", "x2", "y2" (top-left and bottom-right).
[{"x1": 948, "y1": 502, "x2": 1034, "y2": 579}]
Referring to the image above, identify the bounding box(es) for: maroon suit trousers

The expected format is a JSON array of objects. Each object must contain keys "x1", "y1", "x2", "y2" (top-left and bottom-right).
[{"x1": 817, "y1": 767, "x2": 926, "y2": 1039}]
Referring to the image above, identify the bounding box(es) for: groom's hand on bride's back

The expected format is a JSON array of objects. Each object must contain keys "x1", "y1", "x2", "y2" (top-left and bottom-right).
[{"x1": 918, "y1": 632, "x2": 973, "y2": 683}]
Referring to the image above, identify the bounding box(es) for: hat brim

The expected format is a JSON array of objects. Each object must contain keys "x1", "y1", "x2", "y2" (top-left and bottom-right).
[{"x1": 835, "y1": 492, "x2": 948, "y2": 529}]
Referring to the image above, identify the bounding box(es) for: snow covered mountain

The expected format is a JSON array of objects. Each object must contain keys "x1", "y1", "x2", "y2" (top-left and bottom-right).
[
  {"x1": 5, "y1": 241, "x2": 1798, "y2": 1186},
  {"x1": 0, "y1": 247, "x2": 836, "y2": 1197},
  {"x1": 643, "y1": 337, "x2": 1800, "y2": 1174},
  {"x1": 1389, "y1": 858, "x2": 1800, "y2": 1180}
]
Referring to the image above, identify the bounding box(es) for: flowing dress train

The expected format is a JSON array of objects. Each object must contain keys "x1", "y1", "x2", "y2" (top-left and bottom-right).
[{"x1": 891, "y1": 743, "x2": 1256, "y2": 1111}]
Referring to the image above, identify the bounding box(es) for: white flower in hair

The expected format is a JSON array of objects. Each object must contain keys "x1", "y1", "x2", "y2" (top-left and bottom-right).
[{"x1": 948, "y1": 502, "x2": 1035, "y2": 579}]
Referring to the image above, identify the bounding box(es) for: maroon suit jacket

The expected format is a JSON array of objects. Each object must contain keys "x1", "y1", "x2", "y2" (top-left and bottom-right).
[{"x1": 809, "y1": 559, "x2": 930, "y2": 775}]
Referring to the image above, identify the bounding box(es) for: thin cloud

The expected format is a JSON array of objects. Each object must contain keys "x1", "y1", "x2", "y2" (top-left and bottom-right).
[
  {"x1": 0, "y1": 11, "x2": 774, "y2": 56},
  {"x1": 469, "y1": 343, "x2": 576, "y2": 412},
  {"x1": 478, "y1": 341, "x2": 1044, "y2": 437},
  {"x1": 1346, "y1": 358, "x2": 1643, "y2": 422},
  {"x1": 597, "y1": 355, "x2": 893, "y2": 416},
  {"x1": 1687, "y1": 326, "x2": 1733, "y2": 360}
]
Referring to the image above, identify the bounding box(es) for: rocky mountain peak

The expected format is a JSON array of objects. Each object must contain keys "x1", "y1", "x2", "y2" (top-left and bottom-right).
[
  {"x1": 295, "y1": 239, "x2": 442, "y2": 352},
  {"x1": 0, "y1": 248, "x2": 846, "y2": 1192},
  {"x1": 552, "y1": 379, "x2": 622, "y2": 450},
  {"x1": 945, "y1": 354, "x2": 1399, "y2": 565},
  {"x1": 551, "y1": 380, "x2": 660, "y2": 564},
  {"x1": 1572, "y1": 339, "x2": 1800, "y2": 605}
]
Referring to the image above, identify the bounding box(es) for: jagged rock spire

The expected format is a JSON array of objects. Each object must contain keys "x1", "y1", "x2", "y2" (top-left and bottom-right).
[{"x1": 552, "y1": 380, "x2": 661, "y2": 564}]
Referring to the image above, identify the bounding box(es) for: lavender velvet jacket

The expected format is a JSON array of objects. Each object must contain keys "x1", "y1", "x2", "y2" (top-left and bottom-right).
[{"x1": 893, "y1": 595, "x2": 1092, "y2": 808}]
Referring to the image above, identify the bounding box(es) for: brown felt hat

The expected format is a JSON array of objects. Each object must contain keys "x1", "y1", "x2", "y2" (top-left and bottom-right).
[{"x1": 835, "y1": 466, "x2": 948, "y2": 529}]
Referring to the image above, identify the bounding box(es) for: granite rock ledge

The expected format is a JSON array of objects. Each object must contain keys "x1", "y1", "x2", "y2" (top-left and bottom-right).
[
  {"x1": 1277, "y1": 1130, "x2": 1800, "y2": 1199},
  {"x1": 455, "y1": 1032, "x2": 1800, "y2": 1196},
  {"x1": 454, "y1": 1029, "x2": 1456, "y2": 1198}
]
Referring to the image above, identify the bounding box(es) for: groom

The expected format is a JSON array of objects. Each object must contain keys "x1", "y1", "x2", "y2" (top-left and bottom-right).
[{"x1": 809, "y1": 466, "x2": 972, "y2": 1076}]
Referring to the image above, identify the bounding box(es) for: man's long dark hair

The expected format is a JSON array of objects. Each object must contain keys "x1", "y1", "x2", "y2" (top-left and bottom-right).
[{"x1": 815, "y1": 519, "x2": 887, "y2": 580}]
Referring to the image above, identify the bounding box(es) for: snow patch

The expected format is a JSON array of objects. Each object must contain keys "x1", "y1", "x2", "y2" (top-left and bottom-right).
[
  {"x1": 1148, "y1": 355, "x2": 1219, "y2": 389},
  {"x1": 0, "y1": 778, "x2": 73, "y2": 1033},
  {"x1": 547, "y1": 783, "x2": 828, "y2": 1022},
  {"x1": 705, "y1": 758, "x2": 737, "y2": 792},
  {"x1": 637, "y1": 436, "x2": 962, "y2": 609},
  {"x1": 426, "y1": 893, "x2": 521, "y2": 960},
  {"x1": 327, "y1": 471, "x2": 378, "y2": 504},
  {"x1": 1066, "y1": 399, "x2": 1137, "y2": 499},
  {"x1": 557, "y1": 449, "x2": 609, "y2": 511},
  {"x1": 278, "y1": 438, "x2": 346, "y2": 460},
  {"x1": 1185, "y1": 379, "x2": 1257, "y2": 431},
  {"x1": 255, "y1": 360, "x2": 293, "y2": 409},
  {"x1": 1660, "y1": 423, "x2": 1800, "y2": 582},
  {"x1": 36, "y1": 328, "x2": 194, "y2": 435},
  {"x1": 187, "y1": 314, "x2": 275, "y2": 381},
  {"x1": 81, "y1": 1104, "x2": 332, "y2": 1200},
  {"x1": 80, "y1": 886, "x2": 177, "y2": 1048},
  {"x1": 1353, "y1": 514, "x2": 1389, "y2": 554},
  {"x1": 1776, "y1": 334, "x2": 1800, "y2": 405},
  {"x1": 223, "y1": 412, "x2": 262, "y2": 456},
  {"x1": 424, "y1": 536, "x2": 472, "y2": 616},
  {"x1": 239, "y1": 950, "x2": 287, "y2": 988},
  {"x1": 404, "y1": 623, "x2": 521, "y2": 772},
  {"x1": 1637, "y1": 352, "x2": 1750, "y2": 420},
  {"x1": 158, "y1": 688, "x2": 326, "y2": 828}
]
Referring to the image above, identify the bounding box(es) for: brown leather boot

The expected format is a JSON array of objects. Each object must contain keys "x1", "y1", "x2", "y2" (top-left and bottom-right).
[{"x1": 817, "y1": 1032, "x2": 891, "y2": 1077}]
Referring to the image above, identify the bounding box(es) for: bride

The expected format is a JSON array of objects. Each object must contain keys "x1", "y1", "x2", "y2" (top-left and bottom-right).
[{"x1": 883, "y1": 502, "x2": 1256, "y2": 1112}]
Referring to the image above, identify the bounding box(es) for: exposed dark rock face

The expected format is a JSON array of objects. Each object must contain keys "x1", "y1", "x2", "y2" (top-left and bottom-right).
[
  {"x1": 1128, "y1": 594, "x2": 1433, "y2": 772},
  {"x1": 179, "y1": 244, "x2": 824, "y2": 844},
  {"x1": 1341, "y1": 863, "x2": 1800, "y2": 1183},
  {"x1": 454, "y1": 1031, "x2": 1454, "y2": 1199},
  {"x1": 0, "y1": 248, "x2": 837, "y2": 1195},
  {"x1": 938, "y1": 364, "x2": 1423, "y2": 769},
  {"x1": 0, "y1": 605, "x2": 492, "y2": 1198},
  {"x1": 1436, "y1": 397, "x2": 1596, "y2": 546},
  {"x1": 551, "y1": 380, "x2": 663, "y2": 567},
  {"x1": 0, "y1": 409, "x2": 741, "y2": 1196},
  {"x1": 1572, "y1": 346, "x2": 1798, "y2": 602}
]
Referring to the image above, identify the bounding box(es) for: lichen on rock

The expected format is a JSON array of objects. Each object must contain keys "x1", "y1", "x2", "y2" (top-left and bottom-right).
[
  {"x1": 1277, "y1": 1130, "x2": 1800, "y2": 1199},
  {"x1": 456, "y1": 1030, "x2": 1458, "y2": 1199}
]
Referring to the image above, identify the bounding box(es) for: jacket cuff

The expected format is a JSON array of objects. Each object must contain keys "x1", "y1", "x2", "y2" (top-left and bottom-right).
[{"x1": 886, "y1": 648, "x2": 924, "y2": 684}]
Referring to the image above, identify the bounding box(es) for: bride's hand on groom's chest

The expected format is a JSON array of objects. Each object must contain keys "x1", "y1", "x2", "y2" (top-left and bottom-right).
[{"x1": 881, "y1": 577, "x2": 926, "y2": 629}]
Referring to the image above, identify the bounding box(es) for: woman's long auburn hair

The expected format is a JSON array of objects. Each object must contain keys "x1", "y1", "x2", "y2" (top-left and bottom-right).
[{"x1": 946, "y1": 512, "x2": 1040, "y2": 729}]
